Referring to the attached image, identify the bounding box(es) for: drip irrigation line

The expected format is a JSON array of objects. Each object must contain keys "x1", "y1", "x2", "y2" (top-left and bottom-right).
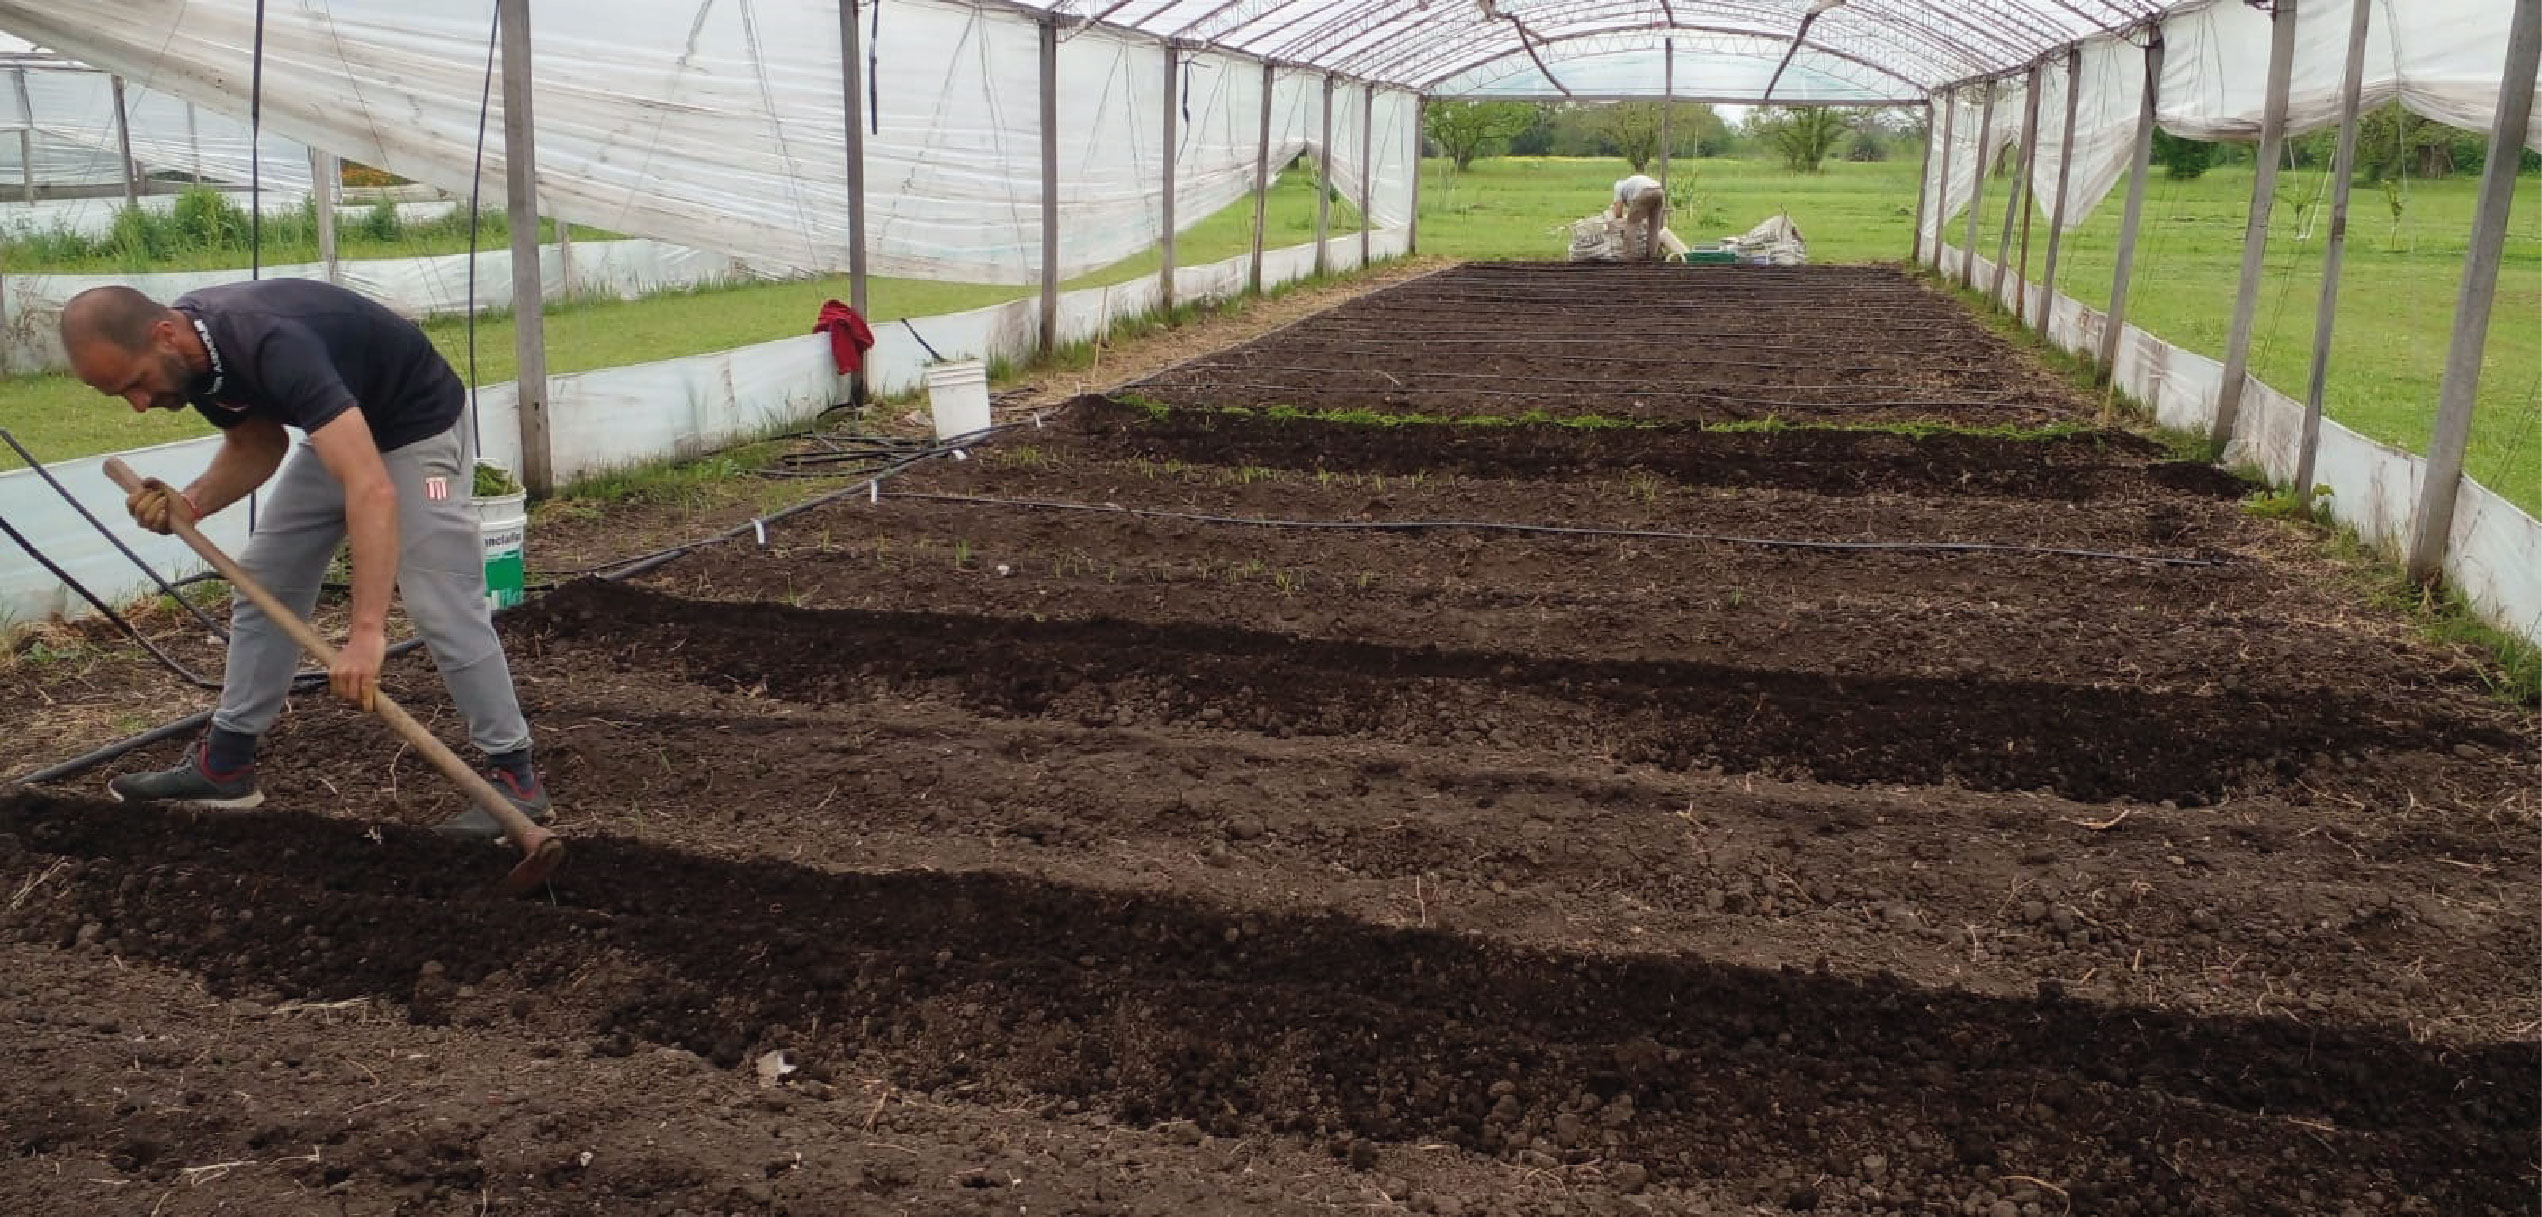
[
  {"x1": 0, "y1": 429, "x2": 231, "y2": 642},
  {"x1": 17, "y1": 399, "x2": 992, "y2": 785},
  {"x1": 882, "y1": 492, "x2": 2223, "y2": 568},
  {"x1": 1364, "y1": 287, "x2": 1947, "y2": 302},
  {"x1": 1155, "y1": 363, "x2": 2025, "y2": 393},
  {"x1": 462, "y1": 3, "x2": 502, "y2": 460},
  {"x1": 1215, "y1": 336, "x2": 1993, "y2": 358},
  {"x1": 1333, "y1": 307, "x2": 1986, "y2": 328},
  {"x1": 0, "y1": 512, "x2": 220, "y2": 688},
  {"x1": 1132, "y1": 380, "x2": 2069, "y2": 412},
  {"x1": 900, "y1": 318, "x2": 947, "y2": 363},
  {"x1": 1303, "y1": 316, "x2": 1992, "y2": 336},
  {"x1": 13, "y1": 636, "x2": 426, "y2": 788},
  {"x1": 248, "y1": 0, "x2": 267, "y2": 279}
]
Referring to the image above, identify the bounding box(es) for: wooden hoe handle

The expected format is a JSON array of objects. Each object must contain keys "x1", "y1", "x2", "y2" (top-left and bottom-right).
[{"x1": 103, "y1": 458, "x2": 564, "y2": 893}]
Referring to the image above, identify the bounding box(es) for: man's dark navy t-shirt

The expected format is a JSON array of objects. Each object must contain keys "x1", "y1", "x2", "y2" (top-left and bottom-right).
[{"x1": 172, "y1": 279, "x2": 463, "y2": 453}]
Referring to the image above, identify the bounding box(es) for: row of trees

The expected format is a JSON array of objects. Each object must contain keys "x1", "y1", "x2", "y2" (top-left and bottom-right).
[
  {"x1": 2152, "y1": 102, "x2": 2537, "y2": 182},
  {"x1": 1423, "y1": 100, "x2": 1922, "y2": 173},
  {"x1": 1429, "y1": 98, "x2": 2531, "y2": 183}
]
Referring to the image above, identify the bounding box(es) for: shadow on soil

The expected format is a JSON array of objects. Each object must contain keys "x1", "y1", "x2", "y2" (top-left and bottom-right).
[
  {"x1": 519, "y1": 580, "x2": 2509, "y2": 805},
  {"x1": 0, "y1": 792, "x2": 2531, "y2": 1214}
]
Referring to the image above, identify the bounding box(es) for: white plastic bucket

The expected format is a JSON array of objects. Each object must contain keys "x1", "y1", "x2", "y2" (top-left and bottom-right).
[
  {"x1": 924, "y1": 358, "x2": 992, "y2": 440},
  {"x1": 473, "y1": 490, "x2": 528, "y2": 611}
]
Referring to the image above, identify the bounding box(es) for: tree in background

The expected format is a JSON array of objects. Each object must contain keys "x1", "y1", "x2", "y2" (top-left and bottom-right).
[
  {"x1": 1593, "y1": 102, "x2": 1731, "y2": 170},
  {"x1": 1748, "y1": 107, "x2": 1853, "y2": 173},
  {"x1": 1424, "y1": 100, "x2": 1539, "y2": 171},
  {"x1": 2152, "y1": 129, "x2": 2215, "y2": 180}
]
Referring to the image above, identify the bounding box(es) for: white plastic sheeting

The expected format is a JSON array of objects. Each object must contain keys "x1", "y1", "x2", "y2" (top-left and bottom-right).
[
  {"x1": 2158, "y1": 0, "x2": 2542, "y2": 150},
  {"x1": 0, "y1": 240, "x2": 762, "y2": 373},
  {"x1": 2024, "y1": 38, "x2": 2148, "y2": 234},
  {"x1": 1930, "y1": 0, "x2": 2542, "y2": 253},
  {"x1": 1434, "y1": 39, "x2": 1921, "y2": 104},
  {"x1": 0, "y1": 1, "x2": 1417, "y2": 285},
  {"x1": 0, "y1": 58, "x2": 312, "y2": 192},
  {"x1": 1943, "y1": 242, "x2": 2542, "y2": 646},
  {"x1": 1918, "y1": 80, "x2": 2031, "y2": 253},
  {"x1": 0, "y1": 228, "x2": 1407, "y2": 628}
]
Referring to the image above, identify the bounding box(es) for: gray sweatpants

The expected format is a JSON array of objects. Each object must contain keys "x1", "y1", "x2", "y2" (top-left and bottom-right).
[{"x1": 210, "y1": 422, "x2": 532, "y2": 757}]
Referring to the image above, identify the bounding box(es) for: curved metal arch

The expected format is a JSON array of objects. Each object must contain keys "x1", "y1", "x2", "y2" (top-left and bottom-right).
[
  {"x1": 1351, "y1": 10, "x2": 1954, "y2": 95},
  {"x1": 1419, "y1": 27, "x2": 1922, "y2": 99},
  {"x1": 1327, "y1": 2, "x2": 2005, "y2": 93},
  {"x1": 1017, "y1": 0, "x2": 2186, "y2": 92}
]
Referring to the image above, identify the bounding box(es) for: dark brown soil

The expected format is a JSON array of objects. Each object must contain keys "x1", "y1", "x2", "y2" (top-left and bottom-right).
[
  {"x1": 4, "y1": 264, "x2": 2533, "y2": 1217},
  {"x1": 1127, "y1": 264, "x2": 2089, "y2": 425}
]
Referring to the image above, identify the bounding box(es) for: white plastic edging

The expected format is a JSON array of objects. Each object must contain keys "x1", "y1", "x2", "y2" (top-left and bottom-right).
[
  {"x1": 1, "y1": 238, "x2": 763, "y2": 372},
  {"x1": 0, "y1": 229, "x2": 1410, "y2": 629},
  {"x1": 1943, "y1": 242, "x2": 2542, "y2": 645}
]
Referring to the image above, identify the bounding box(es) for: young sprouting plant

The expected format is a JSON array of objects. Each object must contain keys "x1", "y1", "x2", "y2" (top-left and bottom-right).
[
  {"x1": 1628, "y1": 473, "x2": 1664, "y2": 506},
  {"x1": 1273, "y1": 569, "x2": 1306, "y2": 596},
  {"x1": 952, "y1": 539, "x2": 976, "y2": 570}
]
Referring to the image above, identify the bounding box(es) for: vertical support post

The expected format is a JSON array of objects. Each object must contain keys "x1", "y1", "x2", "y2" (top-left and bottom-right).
[
  {"x1": 2294, "y1": 0, "x2": 2375, "y2": 513},
  {"x1": 109, "y1": 75, "x2": 140, "y2": 209},
  {"x1": 185, "y1": 103, "x2": 201, "y2": 179},
  {"x1": 1038, "y1": 17, "x2": 1060, "y2": 359},
  {"x1": 310, "y1": 149, "x2": 339, "y2": 284},
  {"x1": 840, "y1": 0, "x2": 870, "y2": 316},
  {"x1": 1961, "y1": 82, "x2": 1993, "y2": 286},
  {"x1": 2208, "y1": 0, "x2": 2300, "y2": 457},
  {"x1": 1408, "y1": 95, "x2": 1425, "y2": 256},
  {"x1": 2405, "y1": 0, "x2": 2540, "y2": 583},
  {"x1": 1249, "y1": 61, "x2": 1273, "y2": 293},
  {"x1": 498, "y1": 0, "x2": 551, "y2": 495},
  {"x1": 1315, "y1": 76, "x2": 1339, "y2": 275},
  {"x1": 555, "y1": 218, "x2": 574, "y2": 299},
  {"x1": 1160, "y1": 44, "x2": 1180, "y2": 311},
  {"x1": 1909, "y1": 96, "x2": 1935, "y2": 265},
  {"x1": 2036, "y1": 45, "x2": 2083, "y2": 332},
  {"x1": 2099, "y1": 33, "x2": 2163, "y2": 384},
  {"x1": 1358, "y1": 82, "x2": 1374, "y2": 269},
  {"x1": 1659, "y1": 43, "x2": 1675, "y2": 204},
  {"x1": 1991, "y1": 65, "x2": 2040, "y2": 310},
  {"x1": 13, "y1": 70, "x2": 32, "y2": 203}
]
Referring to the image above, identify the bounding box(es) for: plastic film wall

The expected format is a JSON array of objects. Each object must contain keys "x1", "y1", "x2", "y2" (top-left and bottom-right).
[
  {"x1": 0, "y1": 0, "x2": 1419, "y2": 285},
  {"x1": 0, "y1": 60, "x2": 313, "y2": 193},
  {"x1": 1928, "y1": 0, "x2": 2542, "y2": 244}
]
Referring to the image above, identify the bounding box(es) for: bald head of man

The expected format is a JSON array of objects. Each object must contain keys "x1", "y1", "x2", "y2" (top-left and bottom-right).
[{"x1": 60, "y1": 285, "x2": 203, "y2": 414}]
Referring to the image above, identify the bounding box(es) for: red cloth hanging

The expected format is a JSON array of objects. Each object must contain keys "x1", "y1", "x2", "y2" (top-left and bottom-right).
[{"x1": 813, "y1": 300, "x2": 877, "y2": 375}]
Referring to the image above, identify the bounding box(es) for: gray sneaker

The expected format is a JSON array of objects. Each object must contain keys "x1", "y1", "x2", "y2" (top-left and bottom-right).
[
  {"x1": 108, "y1": 742, "x2": 264, "y2": 810},
  {"x1": 433, "y1": 765, "x2": 553, "y2": 841}
]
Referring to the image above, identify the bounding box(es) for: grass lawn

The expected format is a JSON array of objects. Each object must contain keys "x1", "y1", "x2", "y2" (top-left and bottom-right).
[
  {"x1": 9, "y1": 151, "x2": 2536, "y2": 517},
  {"x1": 1940, "y1": 162, "x2": 2539, "y2": 510},
  {"x1": 1417, "y1": 155, "x2": 1924, "y2": 265},
  {"x1": 1, "y1": 174, "x2": 1362, "y2": 469}
]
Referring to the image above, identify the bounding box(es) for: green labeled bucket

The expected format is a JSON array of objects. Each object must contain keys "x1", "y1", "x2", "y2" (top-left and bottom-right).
[{"x1": 471, "y1": 464, "x2": 528, "y2": 611}]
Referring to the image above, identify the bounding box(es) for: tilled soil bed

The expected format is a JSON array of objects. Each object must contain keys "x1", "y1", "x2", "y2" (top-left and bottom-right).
[{"x1": 3, "y1": 264, "x2": 2533, "y2": 1217}]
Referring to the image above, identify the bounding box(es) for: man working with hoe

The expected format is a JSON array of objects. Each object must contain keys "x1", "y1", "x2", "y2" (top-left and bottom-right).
[{"x1": 58, "y1": 280, "x2": 552, "y2": 844}]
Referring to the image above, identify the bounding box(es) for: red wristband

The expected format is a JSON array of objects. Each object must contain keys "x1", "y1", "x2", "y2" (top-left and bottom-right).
[{"x1": 181, "y1": 491, "x2": 204, "y2": 520}]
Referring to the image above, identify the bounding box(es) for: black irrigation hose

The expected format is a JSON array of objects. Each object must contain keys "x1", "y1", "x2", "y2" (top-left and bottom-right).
[
  {"x1": 16, "y1": 409, "x2": 1069, "y2": 787},
  {"x1": 0, "y1": 429, "x2": 232, "y2": 641},
  {"x1": 15, "y1": 637, "x2": 428, "y2": 788},
  {"x1": 882, "y1": 492, "x2": 2224, "y2": 568},
  {"x1": 0, "y1": 513, "x2": 222, "y2": 688}
]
